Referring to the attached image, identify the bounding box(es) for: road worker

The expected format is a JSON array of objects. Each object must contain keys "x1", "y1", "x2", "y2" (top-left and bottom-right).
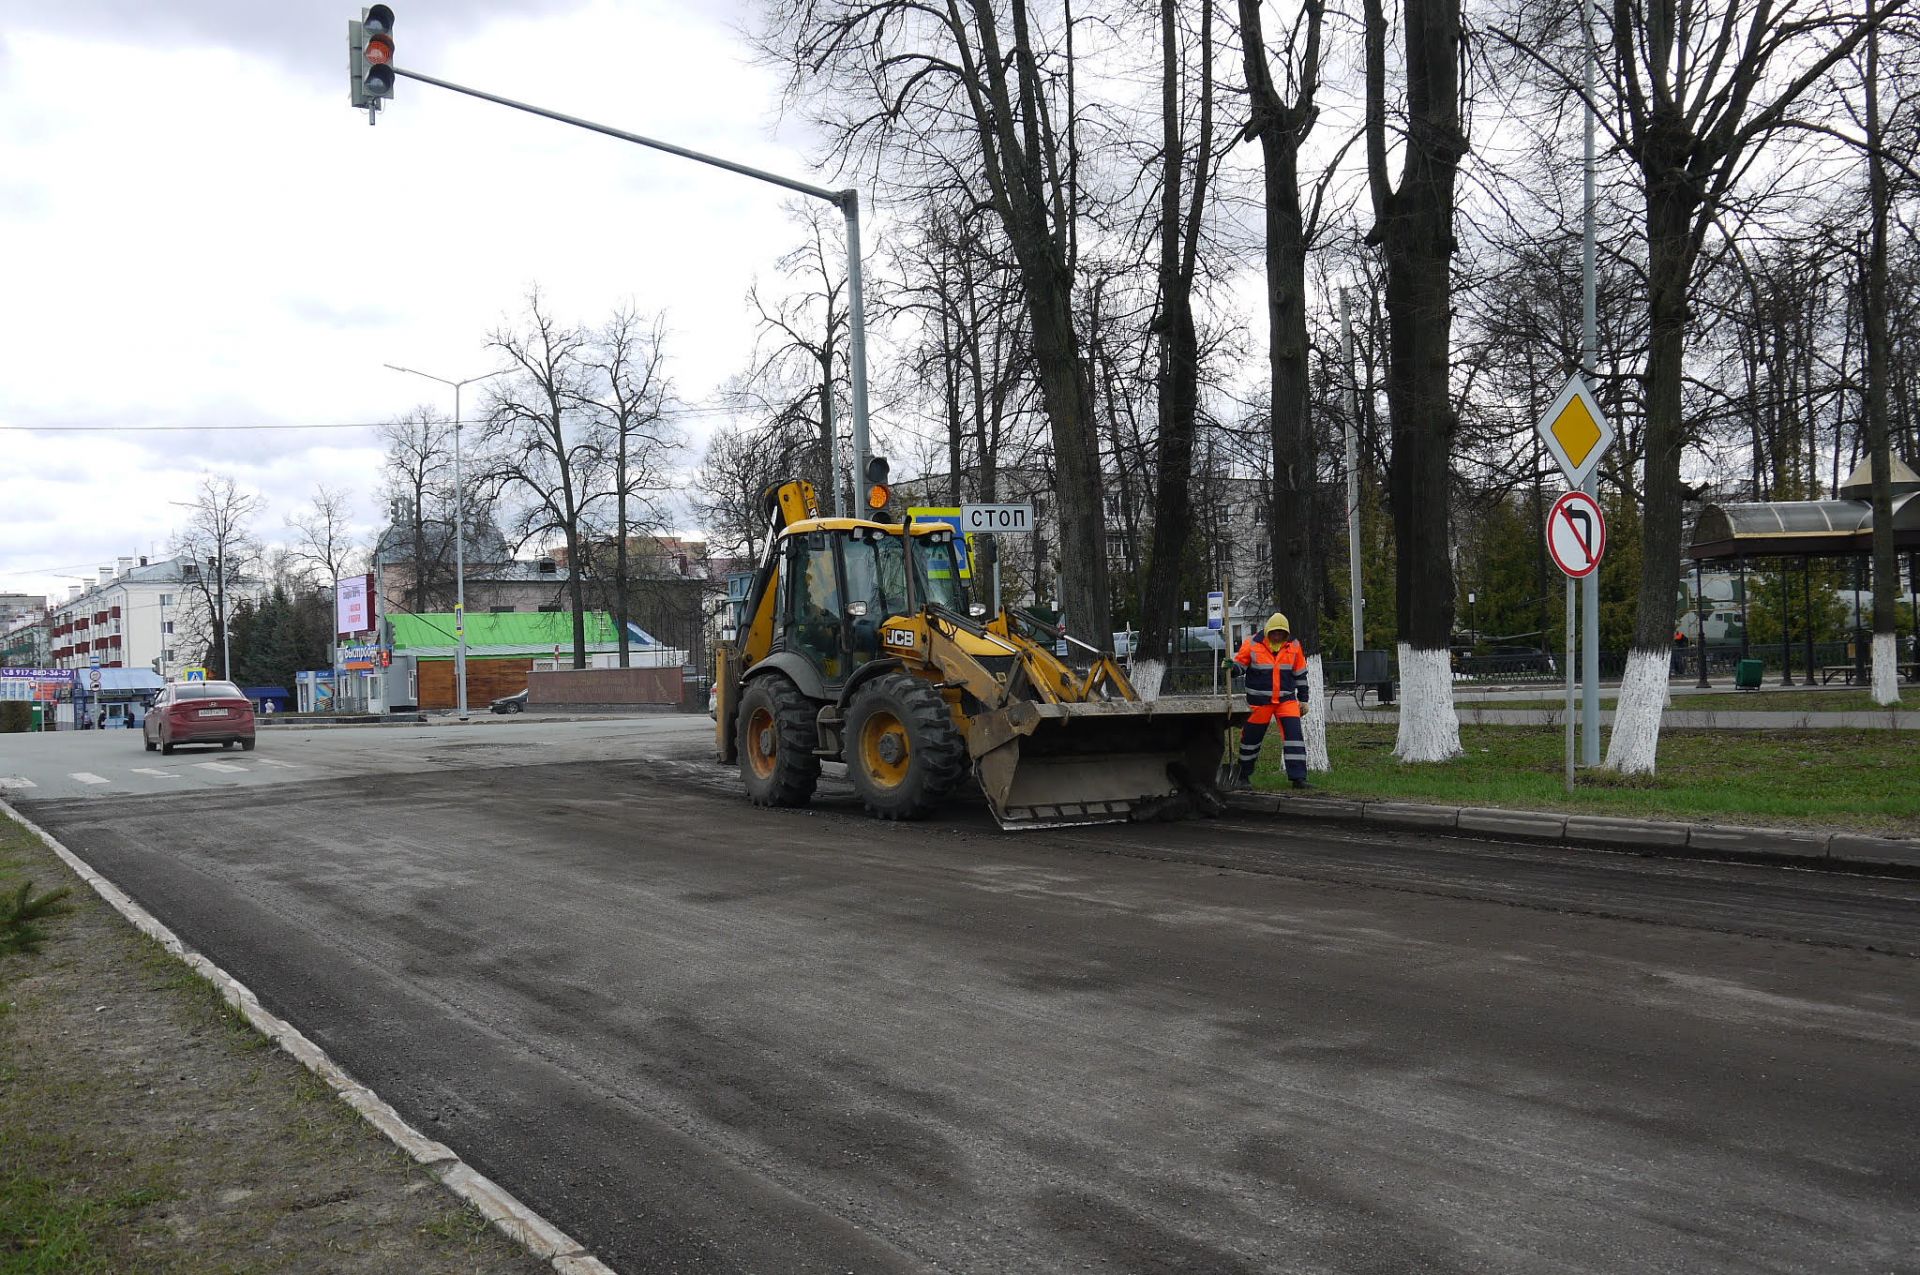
[{"x1": 1230, "y1": 612, "x2": 1310, "y2": 789}]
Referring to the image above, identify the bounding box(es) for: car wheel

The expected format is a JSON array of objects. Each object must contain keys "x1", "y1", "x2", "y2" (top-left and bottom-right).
[
  {"x1": 241, "y1": 739, "x2": 255, "y2": 752},
  {"x1": 222, "y1": 740, "x2": 234, "y2": 750},
  {"x1": 145, "y1": 736, "x2": 157, "y2": 753},
  {"x1": 162, "y1": 740, "x2": 175, "y2": 755}
]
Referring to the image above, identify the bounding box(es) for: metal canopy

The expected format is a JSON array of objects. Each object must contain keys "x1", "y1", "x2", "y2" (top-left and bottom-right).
[{"x1": 1689, "y1": 492, "x2": 1920, "y2": 560}]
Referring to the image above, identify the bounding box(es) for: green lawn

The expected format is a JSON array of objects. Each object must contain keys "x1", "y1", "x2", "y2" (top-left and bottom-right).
[
  {"x1": 1261, "y1": 723, "x2": 1920, "y2": 834},
  {"x1": 1381, "y1": 689, "x2": 1911, "y2": 713}
]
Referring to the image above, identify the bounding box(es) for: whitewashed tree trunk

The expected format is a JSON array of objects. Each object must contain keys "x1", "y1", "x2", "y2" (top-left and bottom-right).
[
  {"x1": 1605, "y1": 648, "x2": 1669, "y2": 775},
  {"x1": 1871, "y1": 631, "x2": 1900, "y2": 706},
  {"x1": 1392, "y1": 644, "x2": 1461, "y2": 761},
  {"x1": 1304, "y1": 654, "x2": 1329, "y2": 771},
  {"x1": 1131, "y1": 658, "x2": 1166, "y2": 701}
]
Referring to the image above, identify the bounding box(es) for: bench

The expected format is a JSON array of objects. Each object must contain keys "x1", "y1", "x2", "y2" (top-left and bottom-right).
[{"x1": 1820, "y1": 662, "x2": 1920, "y2": 685}]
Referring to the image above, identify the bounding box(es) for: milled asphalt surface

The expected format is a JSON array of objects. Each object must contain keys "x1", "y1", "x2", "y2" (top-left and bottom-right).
[{"x1": 6, "y1": 717, "x2": 1919, "y2": 1273}]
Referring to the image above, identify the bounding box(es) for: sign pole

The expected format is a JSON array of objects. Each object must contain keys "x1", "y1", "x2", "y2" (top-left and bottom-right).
[
  {"x1": 1566, "y1": 579, "x2": 1577, "y2": 793},
  {"x1": 1580, "y1": 0, "x2": 1602, "y2": 766}
]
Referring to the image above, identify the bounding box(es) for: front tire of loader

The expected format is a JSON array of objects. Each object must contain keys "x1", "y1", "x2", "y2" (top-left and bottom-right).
[
  {"x1": 738, "y1": 675, "x2": 820, "y2": 807},
  {"x1": 844, "y1": 673, "x2": 966, "y2": 820}
]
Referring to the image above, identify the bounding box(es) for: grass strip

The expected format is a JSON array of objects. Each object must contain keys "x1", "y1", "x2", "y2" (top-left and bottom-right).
[
  {"x1": 1257, "y1": 723, "x2": 1920, "y2": 834},
  {"x1": 0, "y1": 810, "x2": 546, "y2": 1275}
]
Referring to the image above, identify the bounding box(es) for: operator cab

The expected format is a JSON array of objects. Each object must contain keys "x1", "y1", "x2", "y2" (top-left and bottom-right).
[{"x1": 775, "y1": 518, "x2": 975, "y2": 688}]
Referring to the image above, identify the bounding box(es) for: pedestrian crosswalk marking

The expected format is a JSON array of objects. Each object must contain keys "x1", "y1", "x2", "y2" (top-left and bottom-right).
[
  {"x1": 252, "y1": 759, "x2": 296, "y2": 768},
  {"x1": 194, "y1": 762, "x2": 247, "y2": 774},
  {"x1": 131, "y1": 769, "x2": 182, "y2": 778},
  {"x1": 0, "y1": 776, "x2": 35, "y2": 790},
  {"x1": 70, "y1": 772, "x2": 109, "y2": 785}
]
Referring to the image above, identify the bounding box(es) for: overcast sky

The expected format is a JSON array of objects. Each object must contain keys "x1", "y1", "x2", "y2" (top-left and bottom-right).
[{"x1": 0, "y1": 0, "x2": 844, "y2": 605}]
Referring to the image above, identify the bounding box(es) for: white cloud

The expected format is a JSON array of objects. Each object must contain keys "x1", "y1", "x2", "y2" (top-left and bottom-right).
[{"x1": 0, "y1": 0, "x2": 837, "y2": 602}]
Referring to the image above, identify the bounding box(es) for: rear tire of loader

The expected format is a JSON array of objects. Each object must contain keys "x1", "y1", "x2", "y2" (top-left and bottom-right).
[
  {"x1": 738, "y1": 675, "x2": 820, "y2": 808},
  {"x1": 844, "y1": 673, "x2": 966, "y2": 820}
]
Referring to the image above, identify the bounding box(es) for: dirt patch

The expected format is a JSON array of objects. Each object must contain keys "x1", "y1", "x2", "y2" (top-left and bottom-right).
[{"x1": 0, "y1": 812, "x2": 553, "y2": 1274}]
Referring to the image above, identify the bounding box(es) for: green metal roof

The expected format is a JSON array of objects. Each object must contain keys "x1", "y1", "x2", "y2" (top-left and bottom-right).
[{"x1": 388, "y1": 611, "x2": 621, "y2": 656}]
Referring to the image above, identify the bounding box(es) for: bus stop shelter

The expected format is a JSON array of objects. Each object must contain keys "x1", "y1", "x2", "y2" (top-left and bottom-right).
[{"x1": 1687, "y1": 458, "x2": 1920, "y2": 686}]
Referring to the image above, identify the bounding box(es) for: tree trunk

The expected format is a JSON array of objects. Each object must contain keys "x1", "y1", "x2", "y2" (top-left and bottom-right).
[
  {"x1": 1135, "y1": 0, "x2": 1211, "y2": 698},
  {"x1": 1864, "y1": 24, "x2": 1901, "y2": 706},
  {"x1": 1366, "y1": 0, "x2": 1464, "y2": 762},
  {"x1": 1606, "y1": 179, "x2": 1694, "y2": 772}
]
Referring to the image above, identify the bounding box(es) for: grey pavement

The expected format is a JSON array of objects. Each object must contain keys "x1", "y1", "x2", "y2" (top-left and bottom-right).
[
  {"x1": 9, "y1": 718, "x2": 1919, "y2": 1273},
  {"x1": 0, "y1": 715, "x2": 711, "y2": 802}
]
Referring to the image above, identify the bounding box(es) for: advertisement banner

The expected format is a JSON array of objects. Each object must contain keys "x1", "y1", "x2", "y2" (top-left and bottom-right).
[{"x1": 335, "y1": 573, "x2": 375, "y2": 637}]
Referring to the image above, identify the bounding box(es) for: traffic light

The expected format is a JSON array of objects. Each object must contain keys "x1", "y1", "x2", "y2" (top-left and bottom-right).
[
  {"x1": 347, "y1": 6, "x2": 395, "y2": 111},
  {"x1": 362, "y1": 6, "x2": 395, "y2": 100},
  {"x1": 864, "y1": 456, "x2": 890, "y2": 511}
]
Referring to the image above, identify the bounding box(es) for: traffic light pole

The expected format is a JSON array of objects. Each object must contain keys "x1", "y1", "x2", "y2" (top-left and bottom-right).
[{"x1": 386, "y1": 64, "x2": 872, "y2": 498}]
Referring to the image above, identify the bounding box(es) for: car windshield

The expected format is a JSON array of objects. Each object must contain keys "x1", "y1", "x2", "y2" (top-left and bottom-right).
[
  {"x1": 842, "y1": 532, "x2": 913, "y2": 620},
  {"x1": 175, "y1": 682, "x2": 245, "y2": 700},
  {"x1": 912, "y1": 535, "x2": 967, "y2": 611}
]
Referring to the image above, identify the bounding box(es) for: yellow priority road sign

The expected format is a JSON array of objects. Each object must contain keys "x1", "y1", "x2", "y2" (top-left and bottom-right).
[{"x1": 1536, "y1": 373, "x2": 1614, "y2": 489}]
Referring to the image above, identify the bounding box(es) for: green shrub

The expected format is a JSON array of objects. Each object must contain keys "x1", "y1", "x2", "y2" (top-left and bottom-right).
[{"x1": 0, "y1": 702, "x2": 31, "y2": 733}]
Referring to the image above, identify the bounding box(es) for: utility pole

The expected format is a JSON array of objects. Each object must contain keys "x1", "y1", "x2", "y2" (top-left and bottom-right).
[
  {"x1": 385, "y1": 364, "x2": 508, "y2": 722},
  {"x1": 1341, "y1": 290, "x2": 1365, "y2": 662},
  {"x1": 1580, "y1": 0, "x2": 1601, "y2": 764}
]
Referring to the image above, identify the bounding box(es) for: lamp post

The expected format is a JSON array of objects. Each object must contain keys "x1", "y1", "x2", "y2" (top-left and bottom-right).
[{"x1": 384, "y1": 364, "x2": 508, "y2": 721}]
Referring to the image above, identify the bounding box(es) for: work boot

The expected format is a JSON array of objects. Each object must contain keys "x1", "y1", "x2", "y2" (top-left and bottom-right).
[{"x1": 1289, "y1": 776, "x2": 1312, "y2": 790}]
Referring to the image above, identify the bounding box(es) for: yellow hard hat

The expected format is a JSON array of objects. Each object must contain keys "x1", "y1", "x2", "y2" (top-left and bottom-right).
[{"x1": 1265, "y1": 612, "x2": 1290, "y2": 636}]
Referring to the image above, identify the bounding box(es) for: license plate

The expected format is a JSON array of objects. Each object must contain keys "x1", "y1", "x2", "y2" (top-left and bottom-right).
[{"x1": 198, "y1": 709, "x2": 226, "y2": 718}]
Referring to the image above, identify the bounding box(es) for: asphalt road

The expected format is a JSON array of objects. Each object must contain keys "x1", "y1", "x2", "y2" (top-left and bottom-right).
[{"x1": 9, "y1": 717, "x2": 1919, "y2": 1273}]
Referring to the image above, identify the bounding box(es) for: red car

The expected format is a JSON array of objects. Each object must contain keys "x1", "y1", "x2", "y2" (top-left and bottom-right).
[{"x1": 145, "y1": 680, "x2": 257, "y2": 754}]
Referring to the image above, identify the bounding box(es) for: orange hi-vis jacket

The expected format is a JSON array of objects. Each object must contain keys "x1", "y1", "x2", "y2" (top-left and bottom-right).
[{"x1": 1233, "y1": 635, "x2": 1309, "y2": 718}]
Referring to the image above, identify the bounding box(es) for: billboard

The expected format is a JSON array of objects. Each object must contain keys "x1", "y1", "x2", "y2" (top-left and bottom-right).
[{"x1": 335, "y1": 573, "x2": 375, "y2": 637}]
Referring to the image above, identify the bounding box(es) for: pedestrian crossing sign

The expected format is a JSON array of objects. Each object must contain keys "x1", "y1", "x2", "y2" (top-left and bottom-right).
[{"x1": 183, "y1": 667, "x2": 206, "y2": 682}]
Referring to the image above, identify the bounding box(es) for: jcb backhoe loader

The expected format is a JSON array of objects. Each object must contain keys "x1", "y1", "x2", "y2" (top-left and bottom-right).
[{"x1": 713, "y1": 471, "x2": 1244, "y2": 830}]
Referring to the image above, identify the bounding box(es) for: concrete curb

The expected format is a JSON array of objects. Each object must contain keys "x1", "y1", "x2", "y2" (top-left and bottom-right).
[
  {"x1": 259, "y1": 714, "x2": 427, "y2": 728},
  {"x1": 0, "y1": 797, "x2": 617, "y2": 1275},
  {"x1": 1223, "y1": 792, "x2": 1920, "y2": 871}
]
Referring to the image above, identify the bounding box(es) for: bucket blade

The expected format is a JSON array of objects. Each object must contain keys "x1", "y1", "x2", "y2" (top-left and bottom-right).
[{"x1": 970, "y1": 695, "x2": 1245, "y2": 830}]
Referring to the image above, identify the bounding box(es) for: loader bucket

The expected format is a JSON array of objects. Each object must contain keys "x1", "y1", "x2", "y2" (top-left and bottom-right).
[{"x1": 967, "y1": 694, "x2": 1248, "y2": 830}]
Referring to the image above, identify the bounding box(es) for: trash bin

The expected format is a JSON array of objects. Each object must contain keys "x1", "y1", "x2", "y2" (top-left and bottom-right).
[{"x1": 1734, "y1": 658, "x2": 1764, "y2": 689}]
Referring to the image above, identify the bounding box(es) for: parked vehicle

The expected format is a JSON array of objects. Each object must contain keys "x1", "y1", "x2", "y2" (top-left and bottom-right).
[
  {"x1": 489, "y1": 688, "x2": 529, "y2": 715},
  {"x1": 144, "y1": 681, "x2": 256, "y2": 754}
]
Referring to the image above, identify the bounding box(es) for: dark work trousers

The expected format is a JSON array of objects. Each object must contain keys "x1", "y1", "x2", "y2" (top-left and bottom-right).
[{"x1": 1237, "y1": 702, "x2": 1307, "y2": 783}]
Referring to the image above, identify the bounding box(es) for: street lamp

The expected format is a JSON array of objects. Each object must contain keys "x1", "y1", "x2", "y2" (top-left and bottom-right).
[{"x1": 384, "y1": 363, "x2": 509, "y2": 721}]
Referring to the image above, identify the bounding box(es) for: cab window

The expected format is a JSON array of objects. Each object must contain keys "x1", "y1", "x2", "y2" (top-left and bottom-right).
[
  {"x1": 914, "y1": 535, "x2": 967, "y2": 612},
  {"x1": 784, "y1": 533, "x2": 846, "y2": 677}
]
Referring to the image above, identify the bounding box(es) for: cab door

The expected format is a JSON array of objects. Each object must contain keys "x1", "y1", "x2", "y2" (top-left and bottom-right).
[{"x1": 782, "y1": 532, "x2": 851, "y2": 686}]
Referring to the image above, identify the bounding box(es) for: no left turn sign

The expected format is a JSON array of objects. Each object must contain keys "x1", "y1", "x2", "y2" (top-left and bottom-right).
[{"x1": 1547, "y1": 490, "x2": 1606, "y2": 579}]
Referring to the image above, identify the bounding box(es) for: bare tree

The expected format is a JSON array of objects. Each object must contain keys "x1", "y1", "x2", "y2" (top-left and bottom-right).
[
  {"x1": 1237, "y1": 0, "x2": 1333, "y2": 760},
  {"x1": 284, "y1": 484, "x2": 361, "y2": 658},
  {"x1": 578, "y1": 307, "x2": 678, "y2": 668},
  {"x1": 744, "y1": 205, "x2": 851, "y2": 510},
  {"x1": 168, "y1": 475, "x2": 264, "y2": 681},
  {"x1": 759, "y1": 0, "x2": 1113, "y2": 644},
  {"x1": 377, "y1": 407, "x2": 456, "y2": 612},
  {"x1": 1589, "y1": 0, "x2": 1905, "y2": 771},
  {"x1": 1365, "y1": 0, "x2": 1470, "y2": 760},
  {"x1": 284, "y1": 484, "x2": 360, "y2": 594},
  {"x1": 1132, "y1": 0, "x2": 1218, "y2": 698},
  {"x1": 694, "y1": 416, "x2": 806, "y2": 565},
  {"x1": 484, "y1": 290, "x2": 603, "y2": 669}
]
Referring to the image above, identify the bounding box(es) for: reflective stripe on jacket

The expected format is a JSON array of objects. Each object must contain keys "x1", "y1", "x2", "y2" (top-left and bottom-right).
[{"x1": 1233, "y1": 636, "x2": 1309, "y2": 713}]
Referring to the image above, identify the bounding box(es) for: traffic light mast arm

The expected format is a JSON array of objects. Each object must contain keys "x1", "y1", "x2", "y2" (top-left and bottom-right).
[
  {"x1": 390, "y1": 65, "x2": 842, "y2": 203},
  {"x1": 384, "y1": 62, "x2": 871, "y2": 492}
]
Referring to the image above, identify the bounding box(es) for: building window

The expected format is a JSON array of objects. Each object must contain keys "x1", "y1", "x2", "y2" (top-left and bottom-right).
[
  {"x1": 163, "y1": 621, "x2": 174, "y2": 635},
  {"x1": 159, "y1": 594, "x2": 174, "y2": 606}
]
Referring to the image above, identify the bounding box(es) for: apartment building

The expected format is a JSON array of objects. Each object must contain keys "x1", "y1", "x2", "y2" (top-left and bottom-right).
[{"x1": 47, "y1": 556, "x2": 194, "y2": 678}]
